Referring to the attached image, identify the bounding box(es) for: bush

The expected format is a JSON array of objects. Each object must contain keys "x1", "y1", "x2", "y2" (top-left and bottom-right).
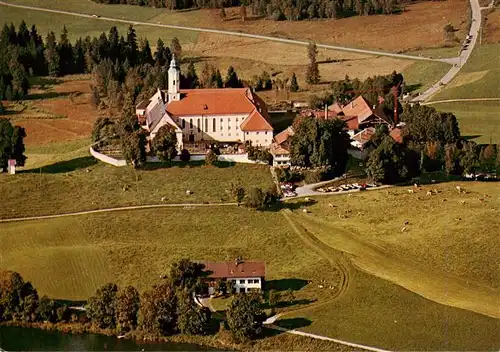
[
  {"x1": 205, "y1": 149, "x2": 218, "y2": 165},
  {"x1": 303, "y1": 169, "x2": 328, "y2": 184},
  {"x1": 180, "y1": 149, "x2": 190, "y2": 162}
]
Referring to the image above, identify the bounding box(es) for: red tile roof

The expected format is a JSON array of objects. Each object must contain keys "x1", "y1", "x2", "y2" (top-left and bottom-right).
[
  {"x1": 240, "y1": 109, "x2": 273, "y2": 131},
  {"x1": 390, "y1": 127, "x2": 403, "y2": 143},
  {"x1": 329, "y1": 102, "x2": 343, "y2": 114},
  {"x1": 342, "y1": 96, "x2": 374, "y2": 123},
  {"x1": 300, "y1": 109, "x2": 339, "y2": 119},
  {"x1": 353, "y1": 127, "x2": 376, "y2": 148},
  {"x1": 340, "y1": 115, "x2": 359, "y2": 130},
  {"x1": 274, "y1": 126, "x2": 295, "y2": 145},
  {"x1": 167, "y1": 88, "x2": 255, "y2": 116},
  {"x1": 203, "y1": 261, "x2": 265, "y2": 279},
  {"x1": 270, "y1": 142, "x2": 290, "y2": 155}
]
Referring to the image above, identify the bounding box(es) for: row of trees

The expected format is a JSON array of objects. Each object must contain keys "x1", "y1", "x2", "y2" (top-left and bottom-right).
[
  {"x1": 0, "y1": 270, "x2": 70, "y2": 324},
  {"x1": 91, "y1": 0, "x2": 410, "y2": 20},
  {"x1": 1, "y1": 261, "x2": 267, "y2": 342},
  {"x1": 229, "y1": 183, "x2": 279, "y2": 210},
  {"x1": 364, "y1": 104, "x2": 500, "y2": 184}
]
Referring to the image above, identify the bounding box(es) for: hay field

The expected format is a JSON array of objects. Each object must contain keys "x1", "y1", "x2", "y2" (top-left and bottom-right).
[
  {"x1": 483, "y1": 8, "x2": 500, "y2": 44},
  {"x1": 1, "y1": 77, "x2": 96, "y2": 147}
]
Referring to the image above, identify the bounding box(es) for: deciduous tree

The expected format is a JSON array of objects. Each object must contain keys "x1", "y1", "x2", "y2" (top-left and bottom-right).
[
  {"x1": 176, "y1": 289, "x2": 211, "y2": 335},
  {"x1": 152, "y1": 125, "x2": 178, "y2": 162},
  {"x1": 116, "y1": 285, "x2": 140, "y2": 333},
  {"x1": 226, "y1": 293, "x2": 265, "y2": 342},
  {"x1": 139, "y1": 283, "x2": 178, "y2": 335},
  {"x1": 305, "y1": 42, "x2": 320, "y2": 85},
  {"x1": 86, "y1": 283, "x2": 118, "y2": 329}
]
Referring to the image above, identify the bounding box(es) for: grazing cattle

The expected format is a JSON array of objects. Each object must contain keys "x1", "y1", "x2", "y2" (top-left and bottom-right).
[
  {"x1": 302, "y1": 208, "x2": 308, "y2": 213},
  {"x1": 426, "y1": 191, "x2": 432, "y2": 196},
  {"x1": 328, "y1": 203, "x2": 335, "y2": 208},
  {"x1": 407, "y1": 189, "x2": 414, "y2": 194},
  {"x1": 456, "y1": 185, "x2": 462, "y2": 192},
  {"x1": 305, "y1": 197, "x2": 311, "y2": 202},
  {"x1": 460, "y1": 200, "x2": 465, "y2": 204},
  {"x1": 413, "y1": 183, "x2": 419, "y2": 188},
  {"x1": 186, "y1": 190, "x2": 192, "y2": 195},
  {"x1": 401, "y1": 227, "x2": 407, "y2": 232},
  {"x1": 404, "y1": 220, "x2": 409, "y2": 225},
  {"x1": 161, "y1": 197, "x2": 167, "y2": 202}
]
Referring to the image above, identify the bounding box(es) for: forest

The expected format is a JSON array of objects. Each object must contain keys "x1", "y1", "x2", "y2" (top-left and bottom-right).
[{"x1": 90, "y1": 0, "x2": 422, "y2": 19}]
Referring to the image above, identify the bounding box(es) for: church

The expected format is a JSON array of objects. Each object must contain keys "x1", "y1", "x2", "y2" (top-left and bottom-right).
[{"x1": 135, "y1": 57, "x2": 274, "y2": 152}]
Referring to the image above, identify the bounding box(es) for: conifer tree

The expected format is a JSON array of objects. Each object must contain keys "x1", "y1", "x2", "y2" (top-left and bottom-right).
[
  {"x1": 44, "y1": 31, "x2": 60, "y2": 77},
  {"x1": 290, "y1": 72, "x2": 299, "y2": 92},
  {"x1": 305, "y1": 42, "x2": 320, "y2": 84},
  {"x1": 170, "y1": 37, "x2": 182, "y2": 61}
]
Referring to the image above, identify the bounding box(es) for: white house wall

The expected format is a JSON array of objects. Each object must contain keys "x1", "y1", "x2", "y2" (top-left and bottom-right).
[
  {"x1": 243, "y1": 131, "x2": 272, "y2": 147},
  {"x1": 174, "y1": 114, "x2": 249, "y2": 143},
  {"x1": 228, "y1": 277, "x2": 263, "y2": 293}
]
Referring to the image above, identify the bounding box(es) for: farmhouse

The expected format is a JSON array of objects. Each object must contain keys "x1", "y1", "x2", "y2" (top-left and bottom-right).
[
  {"x1": 136, "y1": 57, "x2": 273, "y2": 152},
  {"x1": 202, "y1": 259, "x2": 265, "y2": 295}
]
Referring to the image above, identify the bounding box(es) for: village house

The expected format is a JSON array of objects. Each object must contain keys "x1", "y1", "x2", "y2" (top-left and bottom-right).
[
  {"x1": 202, "y1": 259, "x2": 265, "y2": 295},
  {"x1": 270, "y1": 95, "x2": 402, "y2": 166},
  {"x1": 136, "y1": 57, "x2": 273, "y2": 153}
]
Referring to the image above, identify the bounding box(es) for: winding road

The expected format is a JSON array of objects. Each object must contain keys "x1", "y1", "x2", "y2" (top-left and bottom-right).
[
  {"x1": 0, "y1": 0, "x2": 483, "y2": 102},
  {"x1": 0, "y1": 0, "x2": 455, "y2": 63}
]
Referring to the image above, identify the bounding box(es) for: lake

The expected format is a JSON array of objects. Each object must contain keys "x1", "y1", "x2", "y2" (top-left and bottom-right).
[{"x1": 0, "y1": 326, "x2": 220, "y2": 351}]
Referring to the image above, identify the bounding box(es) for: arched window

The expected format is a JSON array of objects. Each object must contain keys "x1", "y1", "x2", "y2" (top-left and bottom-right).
[
  {"x1": 205, "y1": 119, "x2": 208, "y2": 132},
  {"x1": 182, "y1": 119, "x2": 185, "y2": 129},
  {"x1": 189, "y1": 119, "x2": 193, "y2": 129},
  {"x1": 197, "y1": 119, "x2": 201, "y2": 132},
  {"x1": 213, "y1": 119, "x2": 216, "y2": 133}
]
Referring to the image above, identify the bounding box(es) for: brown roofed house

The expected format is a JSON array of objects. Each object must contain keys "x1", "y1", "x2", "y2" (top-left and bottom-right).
[{"x1": 202, "y1": 259, "x2": 265, "y2": 295}]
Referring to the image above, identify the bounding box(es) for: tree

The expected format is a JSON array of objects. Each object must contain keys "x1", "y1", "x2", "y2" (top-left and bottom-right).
[
  {"x1": 226, "y1": 293, "x2": 266, "y2": 342},
  {"x1": 121, "y1": 130, "x2": 146, "y2": 167},
  {"x1": 366, "y1": 136, "x2": 419, "y2": 184},
  {"x1": 268, "y1": 289, "x2": 280, "y2": 307},
  {"x1": 44, "y1": 31, "x2": 60, "y2": 77},
  {"x1": 460, "y1": 142, "x2": 480, "y2": 174},
  {"x1": 444, "y1": 143, "x2": 461, "y2": 175},
  {"x1": 0, "y1": 119, "x2": 27, "y2": 172},
  {"x1": 224, "y1": 66, "x2": 242, "y2": 88},
  {"x1": 168, "y1": 259, "x2": 206, "y2": 294},
  {"x1": 179, "y1": 148, "x2": 190, "y2": 162},
  {"x1": 125, "y1": 25, "x2": 138, "y2": 66},
  {"x1": 0, "y1": 102, "x2": 4, "y2": 114},
  {"x1": 205, "y1": 149, "x2": 217, "y2": 165},
  {"x1": 170, "y1": 37, "x2": 182, "y2": 61},
  {"x1": 401, "y1": 104, "x2": 460, "y2": 144},
  {"x1": 289, "y1": 117, "x2": 350, "y2": 175},
  {"x1": 244, "y1": 187, "x2": 276, "y2": 210},
  {"x1": 290, "y1": 72, "x2": 299, "y2": 92},
  {"x1": 480, "y1": 144, "x2": 496, "y2": 173},
  {"x1": 220, "y1": 7, "x2": 227, "y2": 20},
  {"x1": 240, "y1": 5, "x2": 247, "y2": 21},
  {"x1": 116, "y1": 285, "x2": 140, "y2": 333},
  {"x1": 139, "y1": 38, "x2": 153, "y2": 65},
  {"x1": 86, "y1": 283, "x2": 118, "y2": 329},
  {"x1": 154, "y1": 38, "x2": 171, "y2": 66},
  {"x1": 152, "y1": 125, "x2": 178, "y2": 162},
  {"x1": 230, "y1": 183, "x2": 245, "y2": 203},
  {"x1": 139, "y1": 283, "x2": 178, "y2": 335},
  {"x1": 176, "y1": 289, "x2": 211, "y2": 335},
  {"x1": 58, "y1": 26, "x2": 74, "y2": 75},
  {"x1": 305, "y1": 42, "x2": 320, "y2": 85},
  {"x1": 90, "y1": 85, "x2": 101, "y2": 108},
  {"x1": 36, "y1": 296, "x2": 58, "y2": 323},
  {"x1": 185, "y1": 61, "x2": 199, "y2": 88}
]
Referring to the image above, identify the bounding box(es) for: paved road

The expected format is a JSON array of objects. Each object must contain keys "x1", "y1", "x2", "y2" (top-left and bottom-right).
[
  {"x1": 412, "y1": 0, "x2": 482, "y2": 102},
  {"x1": 0, "y1": 202, "x2": 238, "y2": 223},
  {"x1": 422, "y1": 97, "x2": 500, "y2": 105},
  {"x1": 0, "y1": 0, "x2": 448, "y2": 63},
  {"x1": 269, "y1": 325, "x2": 391, "y2": 352}
]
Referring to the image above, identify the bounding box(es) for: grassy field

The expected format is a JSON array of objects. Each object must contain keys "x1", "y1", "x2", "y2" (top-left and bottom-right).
[
  {"x1": 431, "y1": 44, "x2": 500, "y2": 100},
  {"x1": 432, "y1": 101, "x2": 500, "y2": 144},
  {"x1": 0, "y1": 5, "x2": 198, "y2": 44},
  {"x1": 288, "y1": 182, "x2": 500, "y2": 290},
  {"x1": 0, "y1": 159, "x2": 275, "y2": 218},
  {"x1": 2, "y1": 190, "x2": 499, "y2": 350},
  {"x1": 282, "y1": 269, "x2": 500, "y2": 351},
  {"x1": 0, "y1": 207, "x2": 334, "y2": 305},
  {"x1": 402, "y1": 61, "x2": 451, "y2": 93},
  {"x1": 3, "y1": 0, "x2": 468, "y2": 53}
]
